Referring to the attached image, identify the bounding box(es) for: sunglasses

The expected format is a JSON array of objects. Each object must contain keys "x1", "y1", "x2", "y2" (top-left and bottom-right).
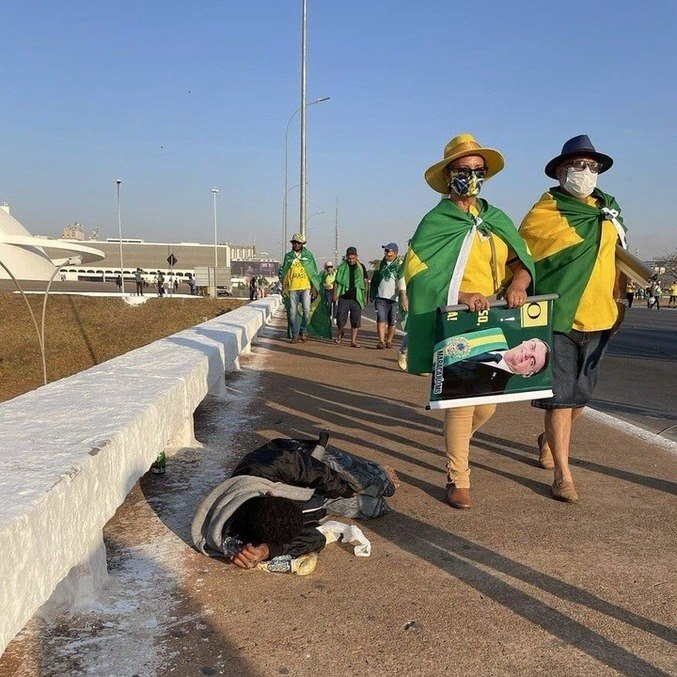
[
  {"x1": 564, "y1": 159, "x2": 602, "y2": 173},
  {"x1": 450, "y1": 166, "x2": 488, "y2": 179}
]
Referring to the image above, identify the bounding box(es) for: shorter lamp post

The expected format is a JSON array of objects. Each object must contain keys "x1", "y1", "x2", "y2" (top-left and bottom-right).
[
  {"x1": 116, "y1": 179, "x2": 125, "y2": 294},
  {"x1": 211, "y1": 188, "x2": 219, "y2": 298}
]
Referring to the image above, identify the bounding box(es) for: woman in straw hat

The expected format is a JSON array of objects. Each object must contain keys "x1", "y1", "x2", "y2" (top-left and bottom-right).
[{"x1": 404, "y1": 133, "x2": 535, "y2": 509}]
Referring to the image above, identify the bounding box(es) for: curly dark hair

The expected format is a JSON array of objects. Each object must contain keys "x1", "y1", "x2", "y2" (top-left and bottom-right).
[{"x1": 230, "y1": 496, "x2": 304, "y2": 546}]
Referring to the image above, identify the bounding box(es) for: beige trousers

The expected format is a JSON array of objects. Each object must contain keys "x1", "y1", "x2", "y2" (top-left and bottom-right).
[{"x1": 444, "y1": 404, "x2": 497, "y2": 488}]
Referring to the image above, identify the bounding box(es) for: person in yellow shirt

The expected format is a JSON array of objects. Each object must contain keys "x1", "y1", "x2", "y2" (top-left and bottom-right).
[
  {"x1": 405, "y1": 133, "x2": 534, "y2": 510},
  {"x1": 320, "y1": 261, "x2": 337, "y2": 320},
  {"x1": 279, "y1": 233, "x2": 322, "y2": 343},
  {"x1": 668, "y1": 281, "x2": 677, "y2": 308},
  {"x1": 520, "y1": 135, "x2": 627, "y2": 503}
]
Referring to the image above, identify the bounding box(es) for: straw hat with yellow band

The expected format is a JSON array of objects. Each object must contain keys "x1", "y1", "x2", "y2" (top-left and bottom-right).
[{"x1": 425, "y1": 133, "x2": 505, "y2": 194}]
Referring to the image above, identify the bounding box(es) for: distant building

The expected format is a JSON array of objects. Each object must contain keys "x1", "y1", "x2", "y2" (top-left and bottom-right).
[
  {"x1": 62, "y1": 222, "x2": 85, "y2": 240},
  {"x1": 57, "y1": 238, "x2": 279, "y2": 290}
]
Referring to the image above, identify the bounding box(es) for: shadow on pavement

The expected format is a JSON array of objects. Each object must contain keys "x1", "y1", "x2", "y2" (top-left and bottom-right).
[
  {"x1": 367, "y1": 508, "x2": 674, "y2": 677},
  {"x1": 476, "y1": 432, "x2": 677, "y2": 495}
]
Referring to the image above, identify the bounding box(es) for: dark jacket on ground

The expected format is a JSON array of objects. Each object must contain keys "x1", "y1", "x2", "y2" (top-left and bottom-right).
[{"x1": 192, "y1": 438, "x2": 357, "y2": 561}]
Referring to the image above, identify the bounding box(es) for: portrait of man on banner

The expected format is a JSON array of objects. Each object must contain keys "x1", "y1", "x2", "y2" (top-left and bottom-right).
[{"x1": 430, "y1": 296, "x2": 557, "y2": 409}]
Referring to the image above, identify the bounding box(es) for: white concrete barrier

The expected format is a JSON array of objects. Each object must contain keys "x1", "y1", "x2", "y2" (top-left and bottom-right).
[{"x1": 0, "y1": 296, "x2": 281, "y2": 654}]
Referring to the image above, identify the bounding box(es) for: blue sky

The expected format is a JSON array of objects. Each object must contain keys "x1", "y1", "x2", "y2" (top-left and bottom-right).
[{"x1": 2, "y1": 0, "x2": 675, "y2": 263}]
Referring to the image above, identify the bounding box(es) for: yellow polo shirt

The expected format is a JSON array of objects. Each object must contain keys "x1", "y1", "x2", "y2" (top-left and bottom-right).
[
  {"x1": 572, "y1": 196, "x2": 619, "y2": 331},
  {"x1": 459, "y1": 205, "x2": 514, "y2": 296}
]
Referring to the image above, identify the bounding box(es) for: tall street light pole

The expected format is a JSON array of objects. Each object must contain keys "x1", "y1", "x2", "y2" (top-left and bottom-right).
[
  {"x1": 211, "y1": 188, "x2": 219, "y2": 299},
  {"x1": 299, "y1": 0, "x2": 308, "y2": 239},
  {"x1": 284, "y1": 96, "x2": 329, "y2": 257},
  {"x1": 116, "y1": 179, "x2": 124, "y2": 295}
]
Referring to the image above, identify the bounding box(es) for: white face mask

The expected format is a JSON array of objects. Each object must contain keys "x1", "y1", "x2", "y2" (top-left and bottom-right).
[{"x1": 562, "y1": 167, "x2": 597, "y2": 198}]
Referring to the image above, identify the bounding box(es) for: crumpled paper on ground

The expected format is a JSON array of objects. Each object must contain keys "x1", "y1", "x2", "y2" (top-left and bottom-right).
[{"x1": 317, "y1": 520, "x2": 371, "y2": 557}]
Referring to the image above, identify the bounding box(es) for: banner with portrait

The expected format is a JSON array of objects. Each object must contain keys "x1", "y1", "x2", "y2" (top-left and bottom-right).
[{"x1": 429, "y1": 294, "x2": 558, "y2": 409}]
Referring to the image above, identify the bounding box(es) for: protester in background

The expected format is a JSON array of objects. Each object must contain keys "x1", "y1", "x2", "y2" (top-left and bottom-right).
[
  {"x1": 625, "y1": 280, "x2": 636, "y2": 308},
  {"x1": 669, "y1": 281, "x2": 677, "y2": 308},
  {"x1": 257, "y1": 276, "x2": 266, "y2": 298},
  {"x1": 157, "y1": 270, "x2": 165, "y2": 297},
  {"x1": 370, "y1": 243, "x2": 406, "y2": 349},
  {"x1": 320, "y1": 262, "x2": 337, "y2": 322},
  {"x1": 115, "y1": 273, "x2": 122, "y2": 293},
  {"x1": 405, "y1": 133, "x2": 534, "y2": 509},
  {"x1": 521, "y1": 135, "x2": 628, "y2": 503},
  {"x1": 279, "y1": 233, "x2": 321, "y2": 344},
  {"x1": 134, "y1": 268, "x2": 144, "y2": 296},
  {"x1": 249, "y1": 276, "x2": 258, "y2": 301},
  {"x1": 397, "y1": 242, "x2": 411, "y2": 371},
  {"x1": 187, "y1": 273, "x2": 196, "y2": 296},
  {"x1": 334, "y1": 247, "x2": 369, "y2": 348},
  {"x1": 648, "y1": 277, "x2": 661, "y2": 310}
]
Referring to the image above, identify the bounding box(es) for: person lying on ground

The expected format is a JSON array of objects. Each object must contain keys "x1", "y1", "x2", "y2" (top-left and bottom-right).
[{"x1": 191, "y1": 434, "x2": 397, "y2": 570}]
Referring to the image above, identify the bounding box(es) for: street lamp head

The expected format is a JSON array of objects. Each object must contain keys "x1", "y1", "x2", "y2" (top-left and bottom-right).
[
  {"x1": 211, "y1": 188, "x2": 219, "y2": 194},
  {"x1": 116, "y1": 179, "x2": 121, "y2": 185},
  {"x1": 312, "y1": 96, "x2": 330, "y2": 104}
]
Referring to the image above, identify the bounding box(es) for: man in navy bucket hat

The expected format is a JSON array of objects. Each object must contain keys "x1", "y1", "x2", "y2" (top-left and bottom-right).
[{"x1": 520, "y1": 135, "x2": 628, "y2": 504}]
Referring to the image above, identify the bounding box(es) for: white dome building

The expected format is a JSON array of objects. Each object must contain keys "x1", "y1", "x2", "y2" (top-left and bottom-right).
[{"x1": 0, "y1": 204, "x2": 104, "y2": 281}]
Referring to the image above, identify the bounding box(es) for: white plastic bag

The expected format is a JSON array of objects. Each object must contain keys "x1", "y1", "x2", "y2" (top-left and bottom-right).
[{"x1": 317, "y1": 520, "x2": 371, "y2": 557}]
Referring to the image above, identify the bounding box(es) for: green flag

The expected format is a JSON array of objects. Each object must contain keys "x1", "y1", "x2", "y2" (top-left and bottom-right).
[
  {"x1": 520, "y1": 187, "x2": 625, "y2": 333},
  {"x1": 405, "y1": 198, "x2": 534, "y2": 374}
]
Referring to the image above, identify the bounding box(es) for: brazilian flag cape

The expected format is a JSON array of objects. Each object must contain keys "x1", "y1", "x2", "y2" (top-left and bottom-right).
[
  {"x1": 369, "y1": 256, "x2": 403, "y2": 301},
  {"x1": 279, "y1": 248, "x2": 331, "y2": 339},
  {"x1": 335, "y1": 260, "x2": 368, "y2": 308},
  {"x1": 519, "y1": 187, "x2": 625, "y2": 334},
  {"x1": 405, "y1": 198, "x2": 534, "y2": 375}
]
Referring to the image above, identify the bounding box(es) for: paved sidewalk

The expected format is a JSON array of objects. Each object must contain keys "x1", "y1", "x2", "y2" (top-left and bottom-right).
[{"x1": 2, "y1": 308, "x2": 675, "y2": 676}]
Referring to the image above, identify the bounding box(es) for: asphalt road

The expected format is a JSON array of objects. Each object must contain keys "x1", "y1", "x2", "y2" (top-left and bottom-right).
[
  {"x1": 363, "y1": 303, "x2": 677, "y2": 443},
  {"x1": 593, "y1": 305, "x2": 677, "y2": 442}
]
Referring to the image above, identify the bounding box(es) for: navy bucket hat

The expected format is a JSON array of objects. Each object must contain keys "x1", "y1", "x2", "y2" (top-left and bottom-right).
[{"x1": 545, "y1": 134, "x2": 613, "y2": 179}]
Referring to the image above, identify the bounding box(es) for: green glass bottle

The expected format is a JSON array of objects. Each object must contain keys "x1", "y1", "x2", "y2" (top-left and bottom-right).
[{"x1": 151, "y1": 451, "x2": 166, "y2": 474}]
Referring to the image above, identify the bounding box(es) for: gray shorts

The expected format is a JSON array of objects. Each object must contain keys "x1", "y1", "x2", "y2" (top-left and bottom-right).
[
  {"x1": 374, "y1": 297, "x2": 397, "y2": 326},
  {"x1": 532, "y1": 329, "x2": 612, "y2": 409},
  {"x1": 337, "y1": 298, "x2": 362, "y2": 329}
]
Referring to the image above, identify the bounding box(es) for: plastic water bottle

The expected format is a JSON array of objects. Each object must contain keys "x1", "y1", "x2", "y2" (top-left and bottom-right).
[{"x1": 151, "y1": 451, "x2": 166, "y2": 474}]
